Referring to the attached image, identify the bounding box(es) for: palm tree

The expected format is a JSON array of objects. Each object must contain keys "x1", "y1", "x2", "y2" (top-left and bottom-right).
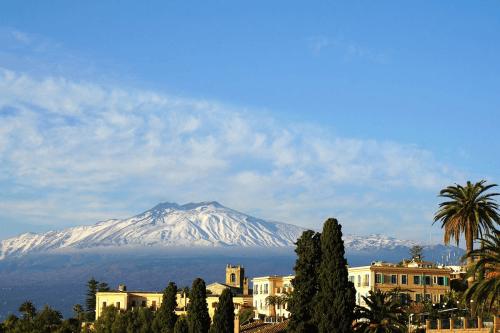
[
  {"x1": 353, "y1": 290, "x2": 407, "y2": 333},
  {"x1": 463, "y1": 229, "x2": 500, "y2": 313},
  {"x1": 73, "y1": 304, "x2": 85, "y2": 322},
  {"x1": 265, "y1": 295, "x2": 280, "y2": 321},
  {"x1": 434, "y1": 180, "x2": 499, "y2": 282},
  {"x1": 278, "y1": 291, "x2": 290, "y2": 318},
  {"x1": 19, "y1": 300, "x2": 36, "y2": 321}
]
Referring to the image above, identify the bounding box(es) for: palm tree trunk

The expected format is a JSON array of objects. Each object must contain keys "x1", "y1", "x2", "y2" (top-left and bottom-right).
[{"x1": 466, "y1": 224, "x2": 475, "y2": 285}]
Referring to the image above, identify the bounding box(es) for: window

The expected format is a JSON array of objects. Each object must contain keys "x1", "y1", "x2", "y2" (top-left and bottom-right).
[
  {"x1": 230, "y1": 273, "x2": 236, "y2": 283},
  {"x1": 116, "y1": 302, "x2": 120, "y2": 309},
  {"x1": 400, "y1": 293, "x2": 410, "y2": 305},
  {"x1": 439, "y1": 294, "x2": 445, "y2": 303},
  {"x1": 413, "y1": 275, "x2": 421, "y2": 285},
  {"x1": 254, "y1": 284, "x2": 258, "y2": 295},
  {"x1": 349, "y1": 276, "x2": 354, "y2": 283},
  {"x1": 391, "y1": 274, "x2": 397, "y2": 284},
  {"x1": 152, "y1": 301, "x2": 157, "y2": 309},
  {"x1": 264, "y1": 284, "x2": 269, "y2": 294},
  {"x1": 364, "y1": 274, "x2": 370, "y2": 286},
  {"x1": 375, "y1": 273, "x2": 382, "y2": 284},
  {"x1": 102, "y1": 302, "x2": 107, "y2": 308},
  {"x1": 437, "y1": 277, "x2": 444, "y2": 286},
  {"x1": 401, "y1": 275, "x2": 407, "y2": 285},
  {"x1": 424, "y1": 276, "x2": 431, "y2": 285},
  {"x1": 276, "y1": 287, "x2": 281, "y2": 293},
  {"x1": 131, "y1": 301, "x2": 136, "y2": 307},
  {"x1": 424, "y1": 294, "x2": 431, "y2": 302},
  {"x1": 142, "y1": 301, "x2": 147, "y2": 307},
  {"x1": 260, "y1": 285, "x2": 263, "y2": 294},
  {"x1": 444, "y1": 277, "x2": 449, "y2": 286},
  {"x1": 357, "y1": 275, "x2": 361, "y2": 287},
  {"x1": 415, "y1": 294, "x2": 422, "y2": 303}
]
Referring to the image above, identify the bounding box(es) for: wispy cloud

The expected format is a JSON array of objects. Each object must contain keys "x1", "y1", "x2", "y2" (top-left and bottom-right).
[
  {"x1": 308, "y1": 35, "x2": 388, "y2": 63},
  {"x1": 0, "y1": 67, "x2": 461, "y2": 240}
]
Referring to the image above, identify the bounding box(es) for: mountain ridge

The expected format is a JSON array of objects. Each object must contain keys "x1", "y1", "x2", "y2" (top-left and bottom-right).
[{"x1": 0, "y1": 201, "x2": 454, "y2": 261}]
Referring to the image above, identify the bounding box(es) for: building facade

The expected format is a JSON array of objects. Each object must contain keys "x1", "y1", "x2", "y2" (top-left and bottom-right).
[
  {"x1": 348, "y1": 260, "x2": 452, "y2": 307},
  {"x1": 252, "y1": 275, "x2": 294, "y2": 319},
  {"x1": 95, "y1": 264, "x2": 252, "y2": 320}
]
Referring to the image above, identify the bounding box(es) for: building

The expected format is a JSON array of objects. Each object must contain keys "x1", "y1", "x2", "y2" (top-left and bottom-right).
[
  {"x1": 95, "y1": 264, "x2": 252, "y2": 320},
  {"x1": 348, "y1": 259, "x2": 452, "y2": 307},
  {"x1": 252, "y1": 275, "x2": 294, "y2": 319}
]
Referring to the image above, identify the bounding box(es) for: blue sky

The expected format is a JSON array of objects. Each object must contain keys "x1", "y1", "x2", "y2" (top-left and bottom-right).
[{"x1": 0, "y1": 1, "x2": 499, "y2": 242}]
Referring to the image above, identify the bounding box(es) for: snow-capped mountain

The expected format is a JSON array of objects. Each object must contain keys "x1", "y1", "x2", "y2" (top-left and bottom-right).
[
  {"x1": 0, "y1": 201, "x2": 306, "y2": 259},
  {"x1": 0, "y1": 201, "x2": 450, "y2": 261},
  {"x1": 343, "y1": 233, "x2": 417, "y2": 251}
]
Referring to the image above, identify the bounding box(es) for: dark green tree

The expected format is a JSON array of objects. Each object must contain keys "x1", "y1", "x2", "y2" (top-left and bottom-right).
[
  {"x1": 187, "y1": 278, "x2": 210, "y2": 333},
  {"x1": 86, "y1": 278, "x2": 99, "y2": 321},
  {"x1": 174, "y1": 317, "x2": 189, "y2": 333},
  {"x1": 85, "y1": 278, "x2": 110, "y2": 321},
  {"x1": 33, "y1": 305, "x2": 63, "y2": 333},
  {"x1": 110, "y1": 311, "x2": 127, "y2": 333},
  {"x1": 152, "y1": 282, "x2": 178, "y2": 333},
  {"x1": 209, "y1": 289, "x2": 234, "y2": 333},
  {"x1": 94, "y1": 305, "x2": 118, "y2": 333},
  {"x1": 2, "y1": 315, "x2": 18, "y2": 332},
  {"x1": 464, "y1": 229, "x2": 500, "y2": 313},
  {"x1": 353, "y1": 290, "x2": 407, "y2": 333},
  {"x1": 409, "y1": 245, "x2": 424, "y2": 261},
  {"x1": 288, "y1": 230, "x2": 321, "y2": 333},
  {"x1": 136, "y1": 306, "x2": 154, "y2": 333},
  {"x1": 315, "y1": 218, "x2": 356, "y2": 333},
  {"x1": 73, "y1": 304, "x2": 85, "y2": 324},
  {"x1": 57, "y1": 318, "x2": 81, "y2": 333},
  {"x1": 19, "y1": 301, "x2": 37, "y2": 321},
  {"x1": 434, "y1": 180, "x2": 499, "y2": 284}
]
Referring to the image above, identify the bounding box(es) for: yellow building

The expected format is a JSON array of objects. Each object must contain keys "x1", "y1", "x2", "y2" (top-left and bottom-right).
[
  {"x1": 251, "y1": 275, "x2": 294, "y2": 319},
  {"x1": 95, "y1": 265, "x2": 252, "y2": 321},
  {"x1": 348, "y1": 260, "x2": 452, "y2": 306}
]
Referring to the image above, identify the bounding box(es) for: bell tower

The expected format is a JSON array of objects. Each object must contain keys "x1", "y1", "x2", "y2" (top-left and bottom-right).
[{"x1": 225, "y1": 264, "x2": 245, "y2": 289}]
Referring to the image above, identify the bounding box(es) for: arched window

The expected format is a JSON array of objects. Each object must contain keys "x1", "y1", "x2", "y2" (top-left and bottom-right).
[{"x1": 230, "y1": 273, "x2": 236, "y2": 283}]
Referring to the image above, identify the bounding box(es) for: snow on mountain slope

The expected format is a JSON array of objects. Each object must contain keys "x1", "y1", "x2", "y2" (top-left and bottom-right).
[
  {"x1": 0, "y1": 202, "x2": 305, "y2": 259},
  {"x1": 0, "y1": 201, "x2": 423, "y2": 260}
]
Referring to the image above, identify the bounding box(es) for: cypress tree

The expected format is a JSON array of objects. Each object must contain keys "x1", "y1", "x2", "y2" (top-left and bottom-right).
[
  {"x1": 153, "y1": 282, "x2": 179, "y2": 333},
  {"x1": 174, "y1": 316, "x2": 189, "y2": 333},
  {"x1": 315, "y1": 218, "x2": 355, "y2": 333},
  {"x1": 187, "y1": 278, "x2": 210, "y2": 333},
  {"x1": 288, "y1": 230, "x2": 321, "y2": 333},
  {"x1": 209, "y1": 288, "x2": 234, "y2": 333}
]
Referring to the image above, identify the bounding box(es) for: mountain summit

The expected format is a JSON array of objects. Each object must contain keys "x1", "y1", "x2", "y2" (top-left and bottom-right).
[
  {"x1": 0, "y1": 201, "x2": 305, "y2": 259},
  {"x1": 0, "y1": 201, "x2": 460, "y2": 262}
]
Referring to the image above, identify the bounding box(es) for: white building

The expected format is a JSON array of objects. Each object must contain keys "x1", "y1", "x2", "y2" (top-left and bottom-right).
[{"x1": 251, "y1": 275, "x2": 294, "y2": 319}]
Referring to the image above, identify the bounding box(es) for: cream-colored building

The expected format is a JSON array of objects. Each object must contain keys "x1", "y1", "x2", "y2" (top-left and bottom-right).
[
  {"x1": 348, "y1": 260, "x2": 452, "y2": 306},
  {"x1": 252, "y1": 275, "x2": 294, "y2": 319},
  {"x1": 95, "y1": 265, "x2": 252, "y2": 321}
]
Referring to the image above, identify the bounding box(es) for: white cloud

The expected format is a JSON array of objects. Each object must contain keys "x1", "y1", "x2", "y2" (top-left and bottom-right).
[
  {"x1": 0, "y1": 68, "x2": 462, "y2": 239},
  {"x1": 308, "y1": 35, "x2": 388, "y2": 63}
]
